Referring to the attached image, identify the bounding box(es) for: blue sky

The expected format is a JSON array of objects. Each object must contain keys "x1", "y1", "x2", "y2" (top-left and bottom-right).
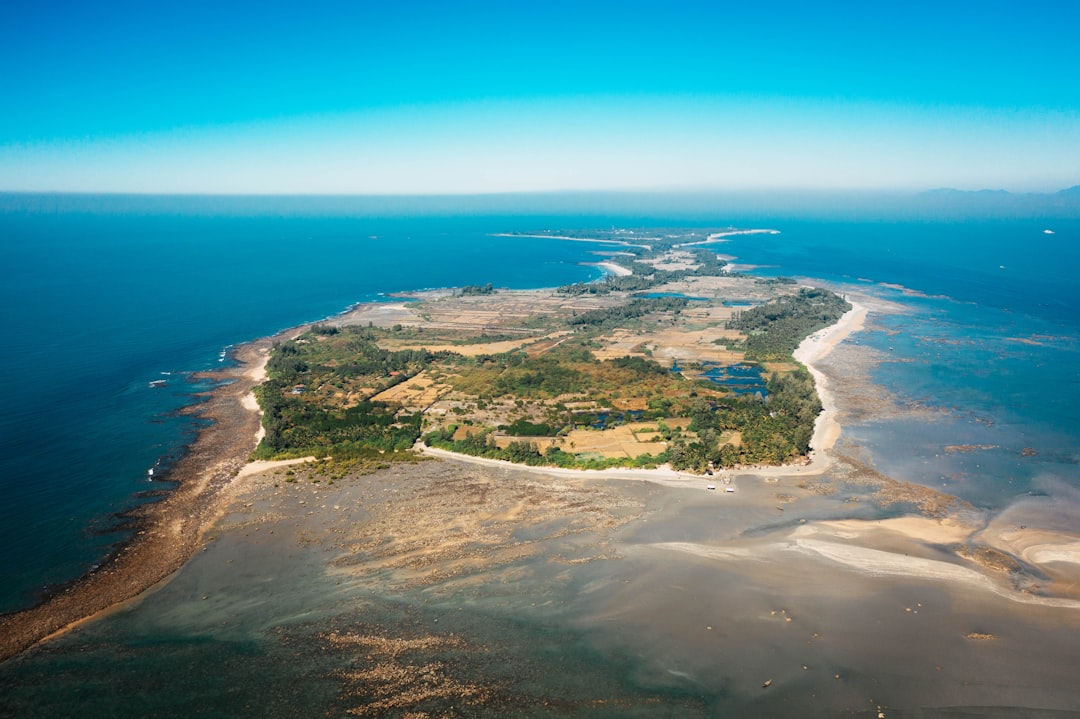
[{"x1": 2, "y1": 0, "x2": 1078, "y2": 194}]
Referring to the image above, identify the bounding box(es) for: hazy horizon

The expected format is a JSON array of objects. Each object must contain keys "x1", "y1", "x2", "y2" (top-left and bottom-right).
[{"x1": 4, "y1": 185, "x2": 1079, "y2": 222}]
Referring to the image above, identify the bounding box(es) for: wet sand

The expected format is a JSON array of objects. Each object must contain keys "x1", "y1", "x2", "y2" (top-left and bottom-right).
[
  {"x1": 8, "y1": 451, "x2": 1075, "y2": 716},
  {"x1": 231, "y1": 454, "x2": 1080, "y2": 715}
]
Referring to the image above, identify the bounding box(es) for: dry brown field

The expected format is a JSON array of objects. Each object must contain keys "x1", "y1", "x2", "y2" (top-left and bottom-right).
[
  {"x1": 593, "y1": 326, "x2": 744, "y2": 366},
  {"x1": 488, "y1": 424, "x2": 670, "y2": 460},
  {"x1": 415, "y1": 290, "x2": 623, "y2": 333},
  {"x1": 361, "y1": 272, "x2": 795, "y2": 459},
  {"x1": 370, "y1": 371, "x2": 448, "y2": 409},
  {"x1": 377, "y1": 330, "x2": 573, "y2": 358}
]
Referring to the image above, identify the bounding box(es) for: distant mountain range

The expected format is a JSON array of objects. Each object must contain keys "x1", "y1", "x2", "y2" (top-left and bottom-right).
[
  {"x1": 922, "y1": 185, "x2": 1080, "y2": 198},
  {"x1": 912, "y1": 185, "x2": 1080, "y2": 217}
]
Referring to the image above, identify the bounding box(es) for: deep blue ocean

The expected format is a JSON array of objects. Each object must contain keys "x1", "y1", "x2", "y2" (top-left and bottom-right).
[
  {"x1": 2, "y1": 195, "x2": 1080, "y2": 715},
  {"x1": 2, "y1": 201, "x2": 1078, "y2": 615}
]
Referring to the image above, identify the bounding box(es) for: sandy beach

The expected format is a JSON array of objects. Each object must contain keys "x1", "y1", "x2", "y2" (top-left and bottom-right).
[
  {"x1": 674, "y1": 228, "x2": 782, "y2": 248},
  {"x1": 421, "y1": 442, "x2": 702, "y2": 488},
  {"x1": 490, "y1": 232, "x2": 653, "y2": 250},
  {"x1": 792, "y1": 301, "x2": 868, "y2": 468},
  {"x1": 593, "y1": 260, "x2": 633, "y2": 277}
]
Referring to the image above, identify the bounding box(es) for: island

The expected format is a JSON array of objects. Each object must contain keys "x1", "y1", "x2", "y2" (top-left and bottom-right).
[
  {"x1": 5, "y1": 227, "x2": 1080, "y2": 719},
  {"x1": 251, "y1": 229, "x2": 851, "y2": 477},
  {"x1": 3, "y1": 227, "x2": 862, "y2": 662}
]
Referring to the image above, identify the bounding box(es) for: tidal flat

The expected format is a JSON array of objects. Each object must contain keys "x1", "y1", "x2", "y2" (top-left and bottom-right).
[{"x1": 4, "y1": 438, "x2": 1080, "y2": 718}]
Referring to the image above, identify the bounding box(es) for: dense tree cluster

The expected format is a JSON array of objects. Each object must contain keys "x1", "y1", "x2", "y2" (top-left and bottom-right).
[
  {"x1": 460, "y1": 283, "x2": 495, "y2": 295},
  {"x1": 558, "y1": 249, "x2": 729, "y2": 295},
  {"x1": 558, "y1": 274, "x2": 662, "y2": 295},
  {"x1": 567, "y1": 297, "x2": 689, "y2": 328},
  {"x1": 609, "y1": 355, "x2": 669, "y2": 376},
  {"x1": 726, "y1": 288, "x2": 850, "y2": 361},
  {"x1": 493, "y1": 355, "x2": 590, "y2": 398},
  {"x1": 253, "y1": 327, "x2": 451, "y2": 460},
  {"x1": 668, "y1": 367, "x2": 822, "y2": 471},
  {"x1": 256, "y1": 391, "x2": 421, "y2": 459},
  {"x1": 423, "y1": 426, "x2": 666, "y2": 471},
  {"x1": 502, "y1": 419, "x2": 556, "y2": 436}
]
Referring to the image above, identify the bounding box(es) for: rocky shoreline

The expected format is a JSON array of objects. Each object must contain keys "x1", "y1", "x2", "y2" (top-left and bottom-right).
[{"x1": 0, "y1": 335, "x2": 287, "y2": 662}]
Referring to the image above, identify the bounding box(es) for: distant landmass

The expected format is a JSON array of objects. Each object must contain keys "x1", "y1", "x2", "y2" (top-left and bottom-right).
[
  {"x1": 923, "y1": 185, "x2": 1080, "y2": 196},
  {"x1": 2, "y1": 185, "x2": 1079, "y2": 220},
  {"x1": 914, "y1": 185, "x2": 1080, "y2": 217}
]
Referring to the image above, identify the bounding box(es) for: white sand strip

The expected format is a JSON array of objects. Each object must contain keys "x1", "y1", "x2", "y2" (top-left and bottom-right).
[
  {"x1": 234, "y1": 457, "x2": 318, "y2": 480},
  {"x1": 726, "y1": 301, "x2": 867, "y2": 480},
  {"x1": 648, "y1": 542, "x2": 759, "y2": 561},
  {"x1": 649, "y1": 535, "x2": 1080, "y2": 609},
  {"x1": 792, "y1": 302, "x2": 868, "y2": 459},
  {"x1": 674, "y1": 229, "x2": 781, "y2": 248},
  {"x1": 593, "y1": 261, "x2": 633, "y2": 277},
  {"x1": 810, "y1": 516, "x2": 974, "y2": 545},
  {"x1": 240, "y1": 347, "x2": 272, "y2": 442},
  {"x1": 788, "y1": 538, "x2": 1080, "y2": 608}
]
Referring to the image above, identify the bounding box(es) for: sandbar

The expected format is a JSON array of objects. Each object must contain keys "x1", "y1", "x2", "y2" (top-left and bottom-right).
[
  {"x1": 674, "y1": 228, "x2": 782, "y2": 248},
  {"x1": 592, "y1": 261, "x2": 633, "y2": 277}
]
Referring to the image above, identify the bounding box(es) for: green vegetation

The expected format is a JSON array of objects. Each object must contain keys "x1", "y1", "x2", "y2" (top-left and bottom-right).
[
  {"x1": 568, "y1": 297, "x2": 688, "y2": 328},
  {"x1": 557, "y1": 248, "x2": 731, "y2": 296},
  {"x1": 460, "y1": 282, "x2": 495, "y2": 295},
  {"x1": 669, "y1": 368, "x2": 821, "y2": 471},
  {"x1": 609, "y1": 355, "x2": 670, "y2": 376},
  {"x1": 423, "y1": 426, "x2": 667, "y2": 471},
  {"x1": 250, "y1": 230, "x2": 850, "y2": 475},
  {"x1": 253, "y1": 327, "x2": 695, "y2": 464},
  {"x1": 252, "y1": 326, "x2": 453, "y2": 461},
  {"x1": 447, "y1": 342, "x2": 695, "y2": 413},
  {"x1": 502, "y1": 419, "x2": 556, "y2": 436},
  {"x1": 558, "y1": 273, "x2": 662, "y2": 295},
  {"x1": 727, "y1": 288, "x2": 850, "y2": 361}
]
